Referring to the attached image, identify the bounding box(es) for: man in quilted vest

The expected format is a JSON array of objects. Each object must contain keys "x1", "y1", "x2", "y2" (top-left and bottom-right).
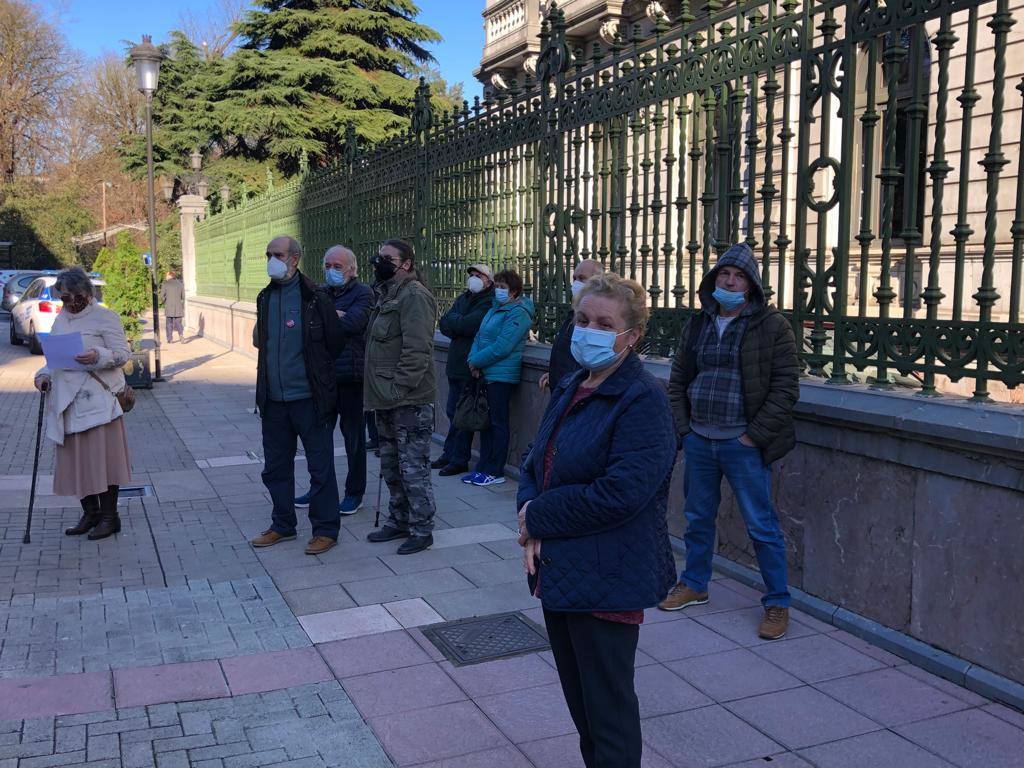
[{"x1": 662, "y1": 243, "x2": 800, "y2": 640}]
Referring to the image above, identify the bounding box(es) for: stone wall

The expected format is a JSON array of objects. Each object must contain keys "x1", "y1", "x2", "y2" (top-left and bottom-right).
[{"x1": 432, "y1": 336, "x2": 1024, "y2": 686}]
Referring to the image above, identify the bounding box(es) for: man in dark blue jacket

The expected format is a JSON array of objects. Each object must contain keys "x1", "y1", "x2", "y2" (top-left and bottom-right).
[
  {"x1": 539, "y1": 258, "x2": 604, "y2": 392},
  {"x1": 295, "y1": 245, "x2": 373, "y2": 515}
]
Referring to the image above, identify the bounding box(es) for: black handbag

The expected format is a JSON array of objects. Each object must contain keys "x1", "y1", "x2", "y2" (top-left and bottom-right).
[{"x1": 454, "y1": 381, "x2": 489, "y2": 432}]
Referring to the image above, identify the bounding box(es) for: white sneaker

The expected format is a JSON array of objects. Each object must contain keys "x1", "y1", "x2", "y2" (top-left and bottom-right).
[{"x1": 471, "y1": 474, "x2": 506, "y2": 486}]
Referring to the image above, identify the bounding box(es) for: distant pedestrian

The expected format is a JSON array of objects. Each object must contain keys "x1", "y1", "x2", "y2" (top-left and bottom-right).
[
  {"x1": 160, "y1": 271, "x2": 185, "y2": 343},
  {"x1": 518, "y1": 273, "x2": 677, "y2": 768},
  {"x1": 250, "y1": 236, "x2": 345, "y2": 556},
  {"x1": 464, "y1": 268, "x2": 534, "y2": 486},
  {"x1": 434, "y1": 264, "x2": 495, "y2": 477},
  {"x1": 34, "y1": 267, "x2": 133, "y2": 541},
  {"x1": 294, "y1": 246, "x2": 373, "y2": 516},
  {"x1": 660, "y1": 242, "x2": 799, "y2": 641},
  {"x1": 364, "y1": 239, "x2": 438, "y2": 555},
  {"x1": 538, "y1": 258, "x2": 604, "y2": 392}
]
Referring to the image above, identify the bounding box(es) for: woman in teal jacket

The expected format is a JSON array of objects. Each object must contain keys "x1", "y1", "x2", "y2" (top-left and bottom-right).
[{"x1": 464, "y1": 269, "x2": 535, "y2": 486}]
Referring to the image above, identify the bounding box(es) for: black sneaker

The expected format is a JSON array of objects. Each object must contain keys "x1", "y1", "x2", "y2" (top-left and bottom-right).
[
  {"x1": 438, "y1": 463, "x2": 469, "y2": 477},
  {"x1": 430, "y1": 457, "x2": 448, "y2": 470},
  {"x1": 397, "y1": 534, "x2": 433, "y2": 555},
  {"x1": 366, "y1": 526, "x2": 409, "y2": 543}
]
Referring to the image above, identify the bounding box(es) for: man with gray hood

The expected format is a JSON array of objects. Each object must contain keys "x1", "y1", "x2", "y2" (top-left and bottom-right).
[{"x1": 660, "y1": 242, "x2": 799, "y2": 641}]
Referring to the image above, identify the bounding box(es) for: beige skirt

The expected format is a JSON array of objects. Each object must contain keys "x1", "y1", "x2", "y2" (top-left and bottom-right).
[{"x1": 53, "y1": 418, "x2": 132, "y2": 498}]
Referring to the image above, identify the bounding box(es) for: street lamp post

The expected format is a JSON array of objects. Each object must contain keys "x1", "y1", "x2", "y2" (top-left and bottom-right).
[
  {"x1": 129, "y1": 35, "x2": 164, "y2": 382},
  {"x1": 98, "y1": 181, "x2": 112, "y2": 245}
]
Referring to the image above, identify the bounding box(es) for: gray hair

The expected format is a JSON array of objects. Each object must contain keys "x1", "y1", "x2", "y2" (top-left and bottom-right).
[
  {"x1": 324, "y1": 245, "x2": 355, "y2": 267},
  {"x1": 268, "y1": 235, "x2": 302, "y2": 259},
  {"x1": 54, "y1": 267, "x2": 94, "y2": 298}
]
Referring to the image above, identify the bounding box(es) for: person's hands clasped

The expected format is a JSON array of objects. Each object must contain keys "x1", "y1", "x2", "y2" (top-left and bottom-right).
[
  {"x1": 538, "y1": 372, "x2": 549, "y2": 391},
  {"x1": 517, "y1": 501, "x2": 530, "y2": 545},
  {"x1": 522, "y1": 537, "x2": 542, "y2": 576},
  {"x1": 34, "y1": 375, "x2": 51, "y2": 393},
  {"x1": 74, "y1": 348, "x2": 100, "y2": 366}
]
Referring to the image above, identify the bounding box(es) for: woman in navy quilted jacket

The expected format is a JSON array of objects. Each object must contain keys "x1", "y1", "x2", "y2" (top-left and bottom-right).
[{"x1": 517, "y1": 273, "x2": 677, "y2": 768}]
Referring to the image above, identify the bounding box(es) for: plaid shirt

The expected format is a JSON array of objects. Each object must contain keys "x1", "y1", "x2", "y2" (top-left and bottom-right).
[{"x1": 687, "y1": 312, "x2": 751, "y2": 433}]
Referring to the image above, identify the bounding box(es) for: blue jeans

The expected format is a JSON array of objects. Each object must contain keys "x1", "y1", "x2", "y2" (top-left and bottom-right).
[
  {"x1": 261, "y1": 398, "x2": 340, "y2": 540},
  {"x1": 475, "y1": 381, "x2": 514, "y2": 477},
  {"x1": 680, "y1": 432, "x2": 790, "y2": 607},
  {"x1": 441, "y1": 377, "x2": 474, "y2": 466}
]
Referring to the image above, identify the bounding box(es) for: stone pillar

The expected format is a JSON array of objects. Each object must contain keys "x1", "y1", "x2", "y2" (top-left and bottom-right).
[{"x1": 177, "y1": 194, "x2": 208, "y2": 298}]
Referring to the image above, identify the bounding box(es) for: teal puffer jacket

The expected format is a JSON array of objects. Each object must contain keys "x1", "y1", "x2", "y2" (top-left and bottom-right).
[{"x1": 467, "y1": 296, "x2": 536, "y2": 384}]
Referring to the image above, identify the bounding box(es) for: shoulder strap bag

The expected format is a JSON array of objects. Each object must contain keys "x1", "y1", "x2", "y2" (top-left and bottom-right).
[{"x1": 88, "y1": 371, "x2": 136, "y2": 413}]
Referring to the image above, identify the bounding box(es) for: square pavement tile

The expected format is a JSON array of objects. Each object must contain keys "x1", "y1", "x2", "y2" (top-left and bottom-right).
[
  {"x1": 113, "y1": 660, "x2": 229, "y2": 708},
  {"x1": 282, "y1": 584, "x2": 356, "y2": 616},
  {"x1": 666, "y1": 648, "x2": 803, "y2": 702},
  {"x1": 344, "y1": 662, "x2": 466, "y2": 717},
  {"x1": 425, "y1": 582, "x2": 541, "y2": 620},
  {"x1": 725, "y1": 755, "x2": 812, "y2": 767},
  {"x1": 637, "y1": 618, "x2": 740, "y2": 663},
  {"x1": 520, "y1": 733, "x2": 673, "y2": 767},
  {"x1": 384, "y1": 598, "x2": 445, "y2": 628},
  {"x1": 432, "y1": 523, "x2": 518, "y2": 549},
  {"x1": 815, "y1": 667, "x2": 971, "y2": 727},
  {"x1": 274, "y1": 558, "x2": 394, "y2": 591},
  {"x1": 799, "y1": 730, "x2": 955, "y2": 767},
  {"x1": 440, "y1": 653, "x2": 559, "y2": 699},
  {"x1": 299, "y1": 604, "x2": 401, "y2": 643},
  {"x1": 897, "y1": 665, "x2": 990, "y2": 707},
  {"x1": 412, "y1": 746, "x2": 533, "y2": 768},
  {"x1": 895, "y1": 709, "x2": 1024, "y2": 768},
  {"x1": 220, "y1": 647, "x2": 333, "y2": 695},
  {"x1": 693, "y1": 607, "x2": 818, "y2": 647},
  {"x1": 752, "y1": 634, "x2": 885, "y2": 683},
  {"x1": 635, "y1": 664, "x2": 713, "y2": 718},
  {"x1": 725, "y1": 686, "x2": 881, "y2": 750},
  {"x1": 344, "y1": 568, "x2": 476, "y2": 606},
  {"x1": 642, "y1": 705, "x2": 783, "y2": 767},
  {"x1": 369, "y1": 700, "x2": 509, "y2": 766},
  {"x1": 0, "y1": 671, "x2": 112, "y2": 720},
  {"x1": 378, "y1": 544, "x2": 501, "y2": 576},
  {"x1": 453, "y1": 559, "x2": 528, "y2": 587},
  {"x1": 828, "y1": 629, "x2": 906, "y2": 666},
  {"x1": 476, "y1": 682, "x2": 577, "y2": 742},
  {"x1": 318, "y1": 630, "x2": 435, "y2": 678}
]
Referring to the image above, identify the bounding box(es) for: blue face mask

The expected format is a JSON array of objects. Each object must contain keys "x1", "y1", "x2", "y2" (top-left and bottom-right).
[
  {"x1": 570, "y1": 326, "x2": 633, "y2": 371},
  {"x1": 325, "y1": 268, "x2": 347, "y2": 287},
  {"x1": 713, "y1": 286, "x2": 747, "y2": 311},
  {"x1": 494, "y1": 287, "x2": 510, "y2": 304}
]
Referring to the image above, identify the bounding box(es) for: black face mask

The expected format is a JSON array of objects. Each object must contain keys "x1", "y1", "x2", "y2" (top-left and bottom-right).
[{"x1": 372, "y1": 256, "x2": 397, "y2": 283}]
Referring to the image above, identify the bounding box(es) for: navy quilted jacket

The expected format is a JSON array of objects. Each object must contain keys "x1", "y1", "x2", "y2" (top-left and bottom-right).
[{"x1": 518, "y1": 353, "x2": 678, "y2": 612}]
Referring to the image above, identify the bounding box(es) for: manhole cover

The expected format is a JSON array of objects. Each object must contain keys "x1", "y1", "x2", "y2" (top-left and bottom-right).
[
  {"x1": 119, "y1": 485, "x2": 154, "y2": 498},
  {"x1": 421, "y1": 612, "x2": 549, "y2": 667}
]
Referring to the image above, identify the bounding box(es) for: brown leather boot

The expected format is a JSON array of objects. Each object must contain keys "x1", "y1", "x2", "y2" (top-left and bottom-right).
[
  {"x1": 88, "y1": 486, "x2": 121, "y2": 541},
  {"x1": 66, "y1": 495, "x2": 100, "y2": 536}
]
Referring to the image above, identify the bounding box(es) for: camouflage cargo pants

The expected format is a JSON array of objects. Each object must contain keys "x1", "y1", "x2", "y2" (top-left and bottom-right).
[{"x1": 376, "y1": 403, "x2": 437, "y2": 536}]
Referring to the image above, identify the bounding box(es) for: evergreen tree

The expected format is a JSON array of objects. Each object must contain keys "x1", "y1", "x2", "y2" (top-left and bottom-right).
[
  {"x1": 216, "y1": 0, "x2": 444, "y2": 173},
  {"x1": 92, "y1": 231, "x2": 150, "y2": 341}
]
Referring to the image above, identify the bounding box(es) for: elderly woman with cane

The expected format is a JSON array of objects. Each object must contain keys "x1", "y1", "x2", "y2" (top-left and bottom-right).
[
  {"x1": 33, "y1": 267, "x2": 133, "y2": 541},
  {"x1": 517, "y1": 273, "x2": 677, "y2": 768}
]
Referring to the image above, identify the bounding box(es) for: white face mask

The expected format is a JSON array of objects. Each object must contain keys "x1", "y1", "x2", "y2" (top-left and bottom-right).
[
  {"x1": 570, "y1": 279, "x2": 586, "y2": 297},
  {"x1": 467, "y1": 276, "x2": 485, "y2": 294},
  {"x1": 267, "y1": 257, "x2": 289, "y2": 281}
]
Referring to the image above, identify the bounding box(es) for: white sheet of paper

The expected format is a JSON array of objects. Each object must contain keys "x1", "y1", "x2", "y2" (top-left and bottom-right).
[{"x1": 40, "y1": 332, "x2": 87, "y2": 370}]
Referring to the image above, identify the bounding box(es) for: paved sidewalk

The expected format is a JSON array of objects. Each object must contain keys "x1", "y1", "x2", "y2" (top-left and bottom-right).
[{"x1": 1, "y1": 315, "x2": 1023, "y2": 767}]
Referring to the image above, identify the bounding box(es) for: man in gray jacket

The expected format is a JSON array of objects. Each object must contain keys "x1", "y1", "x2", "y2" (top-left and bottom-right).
[{"x1": 160, "y1": 271, "x2": 186, "y2": 343}]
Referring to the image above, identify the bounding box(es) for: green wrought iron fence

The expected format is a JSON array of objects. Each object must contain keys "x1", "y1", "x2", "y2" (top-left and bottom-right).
[{"x1": 195, "y1": 0, "x2": 1024, "y2": 400}]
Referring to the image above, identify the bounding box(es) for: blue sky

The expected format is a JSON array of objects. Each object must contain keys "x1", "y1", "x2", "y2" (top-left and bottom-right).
[{"x1": 58, "y1": 0, "x2": 483, "y2": 98}]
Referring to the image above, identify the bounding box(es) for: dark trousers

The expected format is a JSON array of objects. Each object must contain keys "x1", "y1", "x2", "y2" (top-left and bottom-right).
[
  {"x1": 165, "y1": 316, "x2": 183, "y2": 341},
  {"x1": 441, "y1": 376, "x2": 474, "y2": 466},
  {"x1": 261, "y1": 398, "x2": 340, "y2": 539},
  {"x1": 475, "y1": 381, "x2": 514, "y2": 477},
  {"x1": 366, "y1": 412, "x2": 379, "y2": 445},
  {"x1": 336, "y1": 380, "x2": 367, "y2": 497},
  {"x1": 544, "y1": 609, "x2": 642, "y2": 768}
]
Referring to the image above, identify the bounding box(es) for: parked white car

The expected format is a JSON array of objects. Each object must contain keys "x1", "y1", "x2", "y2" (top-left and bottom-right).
[{"x1": 9, "y1": 276, "x2": 106, "y2": 354}]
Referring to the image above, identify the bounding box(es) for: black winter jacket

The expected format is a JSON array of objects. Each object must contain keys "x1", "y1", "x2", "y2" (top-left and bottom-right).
[
  {"x1": 438, "y1": 287, "x2": 495, "y2": 380},
  {"x1": 547, "y1": 310, "x2": 580, "y2": 389},
  {"x1": 253, "y1": 272, "x2": 344, "y2": 424}
]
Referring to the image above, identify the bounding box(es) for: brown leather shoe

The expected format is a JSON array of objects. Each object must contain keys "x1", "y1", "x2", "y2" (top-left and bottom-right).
[
  {"x1": 251, "y1": 529, "x2": 296, "y2": 548},
  {"x1": 758, "y1": 606, "x2": 789, "y2": 640},
  {"x1": 305, "y1": 536, "x2": 336, "y2": 556},
  {"x1": 658, "y1": 583, "x2": 709, "y2": 611}
]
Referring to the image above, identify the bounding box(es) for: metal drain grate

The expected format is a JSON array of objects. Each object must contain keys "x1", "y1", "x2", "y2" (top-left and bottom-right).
[
  {"x1": 119, "y1": 485, "x2": 154, "y2": 498},
  {"x1": 421, "y1": 612, "x2": 549, "y2": 667}
]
